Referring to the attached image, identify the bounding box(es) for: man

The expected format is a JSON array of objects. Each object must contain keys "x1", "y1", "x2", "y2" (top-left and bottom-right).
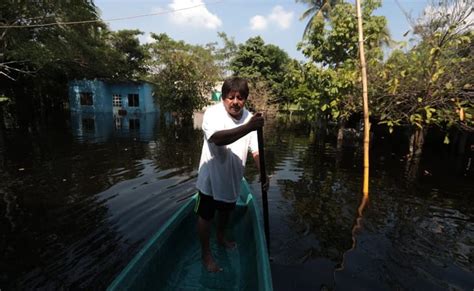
[{"x1": 195, "y1": 77, "x2": 265, "y2": 272}]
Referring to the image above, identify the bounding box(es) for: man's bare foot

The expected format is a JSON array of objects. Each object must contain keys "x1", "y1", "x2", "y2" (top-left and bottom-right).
[
  {"x1": 217, "y1": 238, "x2": 237, "y2": 250},
  {"x1": 202, "y1": 254, "x2": 223, "y2": 272}
]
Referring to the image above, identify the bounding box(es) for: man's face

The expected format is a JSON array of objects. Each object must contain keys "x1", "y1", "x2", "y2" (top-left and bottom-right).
[{"x1": 223, "y1": 90, "x2": 246, "y2": 119}]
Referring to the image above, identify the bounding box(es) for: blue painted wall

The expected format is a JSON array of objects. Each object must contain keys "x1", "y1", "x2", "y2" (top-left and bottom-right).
[
  {"x1": 69, "y1": 80, "x2": 158, "y2": 113},
  {"x1": 69, "y1": 80, "x2": 110, "y2": 112}
]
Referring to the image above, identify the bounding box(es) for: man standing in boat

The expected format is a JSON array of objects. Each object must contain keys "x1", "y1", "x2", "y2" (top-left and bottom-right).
[{"x1": 195, "y1": 77, "x2": 265, "y2": 272}]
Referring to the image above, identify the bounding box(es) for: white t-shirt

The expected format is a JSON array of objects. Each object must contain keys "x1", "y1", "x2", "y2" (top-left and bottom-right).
[{"x1": 196, "y1": 102, "x2": 258, "y2": 203}]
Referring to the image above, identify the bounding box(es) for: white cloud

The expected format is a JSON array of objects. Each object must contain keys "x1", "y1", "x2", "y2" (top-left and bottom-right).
[
  {"x1": 269, "y1": 6, "x2": 293, "y2": 29},
  {"x1": 249, "y1": 5, "x2": 293, "y2": 31},
  {"x1": 139, "y1": 33, "x2": 156, "y2": 44},
  {"x1": 250, "y1": 15, "x2": 268, "y2": 31},
  {"x1": 168, "y1": 0, "x2": 222, "y2": 29}
]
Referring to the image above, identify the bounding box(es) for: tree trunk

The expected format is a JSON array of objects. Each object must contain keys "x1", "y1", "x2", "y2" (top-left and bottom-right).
[
  {"x1": 405, "y1": 154, "x2": 421, "y2": 185},
  {"x1": 451, "y1": 130, "x2": 460, "y2": 154},
  {"x1": 335, "y1": 122, "x2": 344, "y2": 169},
  {"x1": 408, "y1": 127, "x2": 427, "y2": 159},
  {"x1": 0, "y1": 105, "x2": 5, "y2": 149},
  {"x1": 337, "y1": 120, "x2": 346, "y2": 150},
  {"x1": 15, "y1": 86, "x2": 34, "y2": 131},
  {"x1": 315, "y1": 115, "x2": 328, "y2": 147},
  {"x1": 457, "y1": 131, "x2": 467, "y2": 155},
  {"x1": 405, "y1": 127, "x2": 427, "y2": 183}
]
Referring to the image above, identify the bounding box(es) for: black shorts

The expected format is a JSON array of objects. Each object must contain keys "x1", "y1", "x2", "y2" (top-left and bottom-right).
[{"x1": 195, "y1": 191, "x2": 236, "y2": 221}]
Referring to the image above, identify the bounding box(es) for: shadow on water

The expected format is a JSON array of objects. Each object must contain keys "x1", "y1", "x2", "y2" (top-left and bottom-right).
[{"x1": 0, "y1": 113, "x2": 472, "y2": 290}]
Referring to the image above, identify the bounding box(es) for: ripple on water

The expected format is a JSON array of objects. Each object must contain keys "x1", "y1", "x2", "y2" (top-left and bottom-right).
[{"x1": 2, "y1": 120, "x2": 473, "y2": 290}]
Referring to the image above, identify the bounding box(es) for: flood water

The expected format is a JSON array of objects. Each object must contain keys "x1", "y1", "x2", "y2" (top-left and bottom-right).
[{"x1": 0, "y1": 112, "x2": 472, "y2": 290}]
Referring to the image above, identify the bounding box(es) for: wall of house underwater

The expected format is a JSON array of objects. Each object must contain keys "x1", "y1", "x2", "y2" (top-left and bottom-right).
[{"x1": 70, "y1": 111, "x2": 159, "y2": 143}]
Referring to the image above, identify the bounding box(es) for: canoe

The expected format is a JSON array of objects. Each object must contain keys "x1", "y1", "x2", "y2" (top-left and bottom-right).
[{"x1": 107, "y1": 178, "x2": 273, "y2": 291}]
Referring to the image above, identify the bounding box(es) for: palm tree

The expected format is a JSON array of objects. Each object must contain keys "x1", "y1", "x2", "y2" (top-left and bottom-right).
[{"x1": 296, "y1": 0, "x2": 339, "y2": 38}]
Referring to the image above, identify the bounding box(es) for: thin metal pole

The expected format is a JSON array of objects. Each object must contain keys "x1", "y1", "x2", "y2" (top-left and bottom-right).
[{"x1": 257, "y1": 128, "x2": 270, "y2": 252}]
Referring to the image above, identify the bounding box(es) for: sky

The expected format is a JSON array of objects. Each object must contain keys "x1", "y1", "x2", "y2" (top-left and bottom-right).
[{"x1": 94, "y1": 0, "x2": 431, "y2": 60}]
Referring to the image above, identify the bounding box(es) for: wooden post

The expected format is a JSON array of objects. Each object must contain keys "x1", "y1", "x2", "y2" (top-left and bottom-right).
[{"x1": 355, "y1": 0, "x2": 370, "y2": 195}]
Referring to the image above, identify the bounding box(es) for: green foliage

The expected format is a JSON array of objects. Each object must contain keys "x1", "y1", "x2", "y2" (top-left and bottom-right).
[
  {"x1": 281, "y1": 59, "x2": 311, "y2": 110},
  {"x1": 298, "y1": 62, "x2": 357, "y2": 121},
  {"x1": 145, "y1": 33, "x2": 221, "y2": 120},
  {"x1": 107, "y1": 29, "x2": 147, "y2": 79},
  {"x1": 375, "y1": 0, "x2": 473, "y2": 134},
  {"x1": 0, "y1": 0, "x2": 116, "y2": 80},
  {"x1": 0, "y1": 1, "x2": 150, "y2": 128},
  {"x1": 297, "y1": 0, "x2": 389, "y2": 123},
  {"x1": 0, "y1": 96, "x2": 9, "y2": 103},
  {"x1": 0, "y1": 1, "x2": 106, "y2": 127},
  {"x1": 215, "y1": 32, "x2": 238, "y2": 76},
  {"x1": 297, "y1": 0, "x2": 339, "y2": 38},
  {"x1": 230, "y1": 36, "x2": 291, "y2": 102}
]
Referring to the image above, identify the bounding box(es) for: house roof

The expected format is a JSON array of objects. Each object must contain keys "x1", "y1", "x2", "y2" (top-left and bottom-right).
[{"x1": 72, "y1": 78, "x2": 155, "y2": 86}]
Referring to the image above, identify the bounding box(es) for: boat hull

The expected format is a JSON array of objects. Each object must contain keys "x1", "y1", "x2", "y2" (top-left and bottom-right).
[{"x1": 108, "y1": 179, "x2": 272, "y2": 290}]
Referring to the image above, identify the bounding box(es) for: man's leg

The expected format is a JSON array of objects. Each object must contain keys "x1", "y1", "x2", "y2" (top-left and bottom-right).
[
  {"x1": 197, "y1": 216, "x2": 222, "y2": 272},
  {"x1": 217, "y1": 209, "x2": 237, "y2": 249},
  {"x1": 196, "y1": 192, "x2": 223, "y2": 272}
]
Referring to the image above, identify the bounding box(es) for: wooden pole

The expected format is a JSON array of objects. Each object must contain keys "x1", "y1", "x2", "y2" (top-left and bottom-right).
[
  {"x1": 355, "y1": 0, "x2": 370, "y2": 195},
  {"x1": 257, "y1": 128, "x2": 270, "y2": 252}
]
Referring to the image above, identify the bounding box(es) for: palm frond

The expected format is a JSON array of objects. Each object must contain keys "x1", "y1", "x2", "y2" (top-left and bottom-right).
[
  {"x1": 298, "y1": 0, "x2": 337, "y2": 38},
  {"x1": 300, "y1": 7, "x2": 318, "y2": 20}
]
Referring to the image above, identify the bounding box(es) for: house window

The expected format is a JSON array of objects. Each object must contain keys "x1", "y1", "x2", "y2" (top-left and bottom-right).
[
  {"x1": 128, "y1": 94, "x2": 139, "y2": 107},
  {"x1": 114, "y1": 116, "x2": 123, "y2": 129},
  {"x1": 80, "y1": 92, "x2": 93, "y2": 106},
  {"x1": 82, "y1": 118, "x2": 95, "y2": 131},
  {"x1": 129, "y1": 119, "x2": 140, "y2": 130},
  {"x1": 113, "y1": 94, "x2": 122, "y2": 107}
]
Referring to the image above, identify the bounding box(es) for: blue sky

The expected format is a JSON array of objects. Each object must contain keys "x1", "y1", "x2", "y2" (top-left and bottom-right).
[{"x1": 94, "y1": 0, "x2": 430, "y2": 60}]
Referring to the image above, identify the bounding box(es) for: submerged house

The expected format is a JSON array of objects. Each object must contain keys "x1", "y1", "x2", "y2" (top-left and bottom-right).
[
  {"x1": 68, "y1": 79, "x2": 159, "y2": 142},
  {"x1": 68, "y1": 79, "x2": 158, "y2": 114}
]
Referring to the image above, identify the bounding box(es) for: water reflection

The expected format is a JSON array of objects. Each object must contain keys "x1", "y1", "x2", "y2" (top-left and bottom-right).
[
  {"x1": 0, "y1": 115, "x2": 472, "y2": 290},
  {"x1": 337, "y1": 191, "x2": 369, "y2": 271},
  {"x1": 268, "y1": 138, "x2": 359, "y2": 265},
  {"x1": 70, "y1": 112, "x2": 160, "y2": 142},
  {"x1": 248, "y1": 117, "x2": 473, "y2": 290},
  {"x1": 0, "y1": 113, "x2": 202, "y2": 289}
]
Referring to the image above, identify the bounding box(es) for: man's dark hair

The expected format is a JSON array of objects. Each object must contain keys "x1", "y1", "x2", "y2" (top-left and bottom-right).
[{"x1": 221, "y1": 77, "x2": 249, "y2": 99}]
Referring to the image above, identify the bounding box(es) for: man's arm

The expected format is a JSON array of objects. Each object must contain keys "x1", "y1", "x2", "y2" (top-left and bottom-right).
[
  {"x1": 252, "y1": 152, "x2": 261, "y2": 171},
  {"x1": 252, "y1": 151, "x2": 270, "y2": 192},
  {"x1": 209, "y1": 113, "x2": 264, "y2": 146}
]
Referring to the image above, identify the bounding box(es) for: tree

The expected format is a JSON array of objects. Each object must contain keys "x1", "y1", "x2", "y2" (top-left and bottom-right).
[
  {"x1": 145, "y1": 33, "x2": 221, "y2": 122},
  {"x1": 375, "y1": 0, "x2": 473, "y2": 159},
  {"x1": 0, "y1": 0, "x2": 155, "y2": 132},
  {"x1": 281, "y1": 59, "x2": 312, "y2": 112},
  {"x1": 297, "y1": 0, "x2": 339, "y2": 38},
  {"x1": 107, "y1": 29, "x2": 147, "y2": 80},
  {"x1": 230, "y1": 36, "x2": 291, "y2": 106},
  {"x1": 215, "y1": 32, "x2": 238, "y2": 77},
  {"x1": 0, "y1": 0, "x2": 140, "y2": 129},
  {"x1": 298, "y1": 0, "x2": 389, "y2": 138}
]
